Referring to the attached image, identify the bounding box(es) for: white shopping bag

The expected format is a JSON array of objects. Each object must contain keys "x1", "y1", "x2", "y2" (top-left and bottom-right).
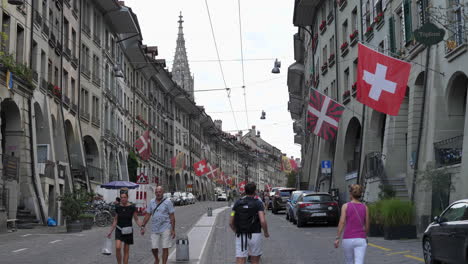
[{"x1": 102, "y1": 238, "x2": 112, "y2": 255}]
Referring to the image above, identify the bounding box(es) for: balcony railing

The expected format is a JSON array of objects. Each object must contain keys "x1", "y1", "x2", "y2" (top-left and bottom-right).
[
  {"x1": 434, "y1": 135, "x2": 463, "y2": 167},
  {"x1": 42, "y1": 23, "x2": 49, "y2": 36}
]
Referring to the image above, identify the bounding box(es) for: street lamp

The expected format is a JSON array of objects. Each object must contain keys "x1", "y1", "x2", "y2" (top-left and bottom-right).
[{"x1": 271, "y1": 59, "x2": 281, "y2": 74}]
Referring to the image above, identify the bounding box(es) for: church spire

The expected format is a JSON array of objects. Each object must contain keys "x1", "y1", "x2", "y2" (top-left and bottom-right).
[{"x1": 172, "y1": 11, "x2": 194, "y2": 100}]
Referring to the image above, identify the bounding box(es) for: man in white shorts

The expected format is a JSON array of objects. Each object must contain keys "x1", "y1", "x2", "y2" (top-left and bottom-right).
[
  {"x1": 141, "y1": 186, "x2": 175, "y2": 264},
  {"x1": 230, "y1": 182, "x2": 270, "y2": 264}
]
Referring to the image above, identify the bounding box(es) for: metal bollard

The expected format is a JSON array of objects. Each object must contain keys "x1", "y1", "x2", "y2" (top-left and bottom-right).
[
  {"x1": 176, "y1": 235, "x2": 190, "y2": 261},
  {"x1": 207, "y1": 207, "x2": 212, "y2": 217}
]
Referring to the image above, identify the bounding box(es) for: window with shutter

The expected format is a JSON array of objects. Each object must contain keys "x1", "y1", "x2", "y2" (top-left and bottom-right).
[
  {"x1": 403, "y1": 0, "x2": 412, "y2": 44},
  {"x1": 388, "y1": 16, "x2": 396, "y2": 53}
]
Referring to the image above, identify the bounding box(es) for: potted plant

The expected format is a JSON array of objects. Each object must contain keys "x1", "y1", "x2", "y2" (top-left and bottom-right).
[
  {"x1": 380, "y1": 199, "x2": 417, "y2": 240},
  {"x1": 368, "y1": 201, "x2": 384, "y2": 237},
  {"x1": 374, "y1": 12, "x2": 384, "y2": 24},
  {"x1": 79, "y1": 213, "x2": 95, "y2": 230},
  {"x1": 319, "y1": 20, "x2": 326, "y2": 32},
  {"x1": 59, "y1": 190, "x2": 90, "y2": 233},
  {"x1": 340, "y1": 41, "x2": 349, "y2": 51},
  {"x1": 365, "y1": 26, "x2": 374, "y2": 37},
  {"x1": 349, "y1": 30, "x2": 359, "y2": 43}
]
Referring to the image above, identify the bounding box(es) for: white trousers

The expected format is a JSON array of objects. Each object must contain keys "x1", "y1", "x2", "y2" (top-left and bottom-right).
[{"x1": 342, "y1": 238, "x2": 367, "y2": 264}]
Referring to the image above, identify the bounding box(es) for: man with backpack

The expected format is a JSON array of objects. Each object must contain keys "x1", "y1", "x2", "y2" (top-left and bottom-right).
[{"x1": 230, "y1": 182, "x2": 270, "y2": 264}]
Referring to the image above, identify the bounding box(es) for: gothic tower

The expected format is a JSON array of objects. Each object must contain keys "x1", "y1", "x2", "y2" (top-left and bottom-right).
[{"x1": 172, "y1": 12, "x2": 194, "y2": 100}]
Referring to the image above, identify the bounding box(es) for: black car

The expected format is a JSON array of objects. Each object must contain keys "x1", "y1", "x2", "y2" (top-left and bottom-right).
[
  {"x1": 423, "y1": 199, "x2": 468, "y2": 264},
  {"x1": 272, "y1": 188, "x2": 296, "y2": 214},
  {"x1": 286, "y1": 190, "x2": 313, "y2": 224},
  {"x1": 293, "y1": 192, "x2": 339, "y2": 227}
]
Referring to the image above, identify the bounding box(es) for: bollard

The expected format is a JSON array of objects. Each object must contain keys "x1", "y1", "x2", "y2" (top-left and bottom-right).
[
  {"x1": 227, "y1": 200, "x2": 231, "y2": 207},
  {"x1": 207, "y1": 207, "x2": 212, "y2": 217},
  {"x1": 176, "y1": 235, "x2": 190, "y2": 261}
]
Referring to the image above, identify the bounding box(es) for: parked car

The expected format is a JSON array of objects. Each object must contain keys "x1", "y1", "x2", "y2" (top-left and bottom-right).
[
  {"x1": 217, "y1": 192, "x2": 227, "y2": 201},
  {"x1": 172, "y1": 192, "x2": 183, "y2": 206},
  {"x1": 164, "y1": 193, "x2": 174, "y2": 204},
  {"x1": 272, "y1": 188, "x2": 296, "y2": 214},
  {"x1": 286, "y1": 190, "x2": 314, "y2": 223},
  {"x1": 422, "y1": 199, "x2": 468, "y2": 264},
  {"x1": 293, "y1": 192, "x2": 339, "y2": 227},
  {"x1": 267, "y1": 187, "x2": 280, "y2": 210},
  {"x1": 180, "y1": 192, "x2": 190, "y2": 205},
  {"x1": 187, "y1": 193, "x2": 196, "y2": 204}
]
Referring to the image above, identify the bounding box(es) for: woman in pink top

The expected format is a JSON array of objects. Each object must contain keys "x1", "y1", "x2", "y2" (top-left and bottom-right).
[{"x1": 334, "y1": 184, "x2": 369, "y2": 264}]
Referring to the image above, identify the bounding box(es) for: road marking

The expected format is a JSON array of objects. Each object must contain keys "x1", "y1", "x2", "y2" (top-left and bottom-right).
[
  {"x1": 12, "y1": 248, "x2": 28, "y2": 253},
  {"x1": 404, "y1": 255, "x2": 424, "y2": 262},
  {"x1": 386, "y1": 250, "x2": 410, "y2": 256},
  {"x1": 49, "y1": 240, "x2": 62, "y2": 244},
  {"x1": 21, "y1": 234, "x2": 31, "y2": 237},
  {"x1": 368, "y1": 243, "x2": 392, "y2": 251}
]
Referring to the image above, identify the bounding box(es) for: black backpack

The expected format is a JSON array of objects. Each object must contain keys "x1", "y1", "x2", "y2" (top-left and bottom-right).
[{"x1": 234, "y1": 197, "x2": 259, "y2": 235}]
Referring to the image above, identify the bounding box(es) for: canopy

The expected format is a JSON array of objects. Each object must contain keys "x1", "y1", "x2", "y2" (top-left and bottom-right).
[{"x1": 101, "y1": 181, "x2": 139, "y2": 189}]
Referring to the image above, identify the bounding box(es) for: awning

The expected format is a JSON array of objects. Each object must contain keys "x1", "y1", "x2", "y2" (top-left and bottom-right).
[
  {"x1": 107, "y1": 6, "x2": 139, "y2": 34},
  {"x1": 293, "y1": 0, "x2": 320, "y2": 27},
  {"x1": 175, "y1": 95, "x2": 200, "y2": 115},
  {"x1": 94, "y1": 0, "x2": 120, "y2": 13},
  {"x1": 287, "y1": 62, "x2": 304, "y2": 96},
  {"x1": 294, "y1": 134, "x2": 303, "y2": 145}
]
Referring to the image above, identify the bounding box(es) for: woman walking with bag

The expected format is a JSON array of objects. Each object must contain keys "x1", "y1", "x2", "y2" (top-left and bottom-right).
[
  {"x1": 334, "y1": 184, "x2": 369, "y2": 264},
  {"x1": 107, "y1": 188, "x2": 143, "y2": 264}
]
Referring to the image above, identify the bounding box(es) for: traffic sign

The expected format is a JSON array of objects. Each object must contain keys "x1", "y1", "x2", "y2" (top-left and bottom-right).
[
  {"x1": 321, "y1": 160, "x2": 332, "y2": 174},
  {"x1": 136, "y1": 172, "x2": 148, "y2": 184}
]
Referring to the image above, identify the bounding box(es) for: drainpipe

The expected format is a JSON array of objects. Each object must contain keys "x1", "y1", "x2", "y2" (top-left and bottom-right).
[
  {"x1": 58, "y1": 0, "x2": 74, "y2": 192},
  {"x1": 356, "y1": 0, "x2": 366, "y2": 185},
  {"x1": 330, "y1": 0, "x2": 340, "y2": 193},
  {"x1": 76, "y1": 0, "x2": 90, "y2": 191}
]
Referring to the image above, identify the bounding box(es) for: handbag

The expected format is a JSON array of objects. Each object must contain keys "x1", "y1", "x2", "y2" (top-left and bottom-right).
[
  {"x1": 117, "y1": 226, "x2": 133, "y2": 235},
  {"x1": 350, "y1": 202, "x2": 368, "y2": 244}
]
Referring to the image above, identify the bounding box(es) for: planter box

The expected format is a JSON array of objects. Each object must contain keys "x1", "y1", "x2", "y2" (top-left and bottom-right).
[
  {"x1": 80, "y1": 218, "x2": 93, "y2": 230},
  {"x1": 369, "y1": 224, "x2": 384, "y2": 237},
  {"x1": 384, "y1": 225, "x2": 417, "y2": 240},
  {"x1": 66, "y1": 220, "x2": 83, "y2": 233}
]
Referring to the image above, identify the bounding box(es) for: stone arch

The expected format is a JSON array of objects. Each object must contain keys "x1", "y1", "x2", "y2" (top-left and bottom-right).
[
  {"x1": 343, "y1": 117, "x2": 361, "y2": 174},
  {"x1": 1, "y1": 99, "x2": 22, "y2": 158},
  {"x1": 83, "y1": 135, "x2": 101, "y2": 182},
  {"x1": 184, "y1": 173, "x2": 189, "y2": 191},
  {"x1": 34, "y1": 102, "x2": 50, "y2": 146},
  {"x1": 176, "y1": 173, "x2": 182, "y2": 191}
]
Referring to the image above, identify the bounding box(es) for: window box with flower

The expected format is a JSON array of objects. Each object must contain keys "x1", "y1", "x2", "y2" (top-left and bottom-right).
[
  {"x1": 374, "y1": 12, "x2": 385, "y2": 30},
  {"x1": 319, "y1": 20, "x2": 327, "y2": 34},
  {"x1": 328, "y1": 54, "x2": 335, "y2": 67},
  {"x1": 339, "y1": 0, "x2": 347, "y2": 11},
  {"x1": 340, "y1": 41, "x2": 349, "y2": 57},
  {"x1": 350, "y1": 30, "x2": 359, "y2": 46},
  {"x1": 365, "y1": 26, "x2": 374, "y2": 40},
  {"x1": 53, "y1": 85, "x2": 62, "y2": 98},
  {"x1": 321, "y1": 62, "x2": 328, "y2": 75},
  {"x1": 342, "y1": 90, "x2": 351, "y2": 104},
  {"x1": 327, "y1": 11, "x2": 334, "y2": 25},
  {"x1": 352, "y1": 82, "x2": 357, "y2": 97}
]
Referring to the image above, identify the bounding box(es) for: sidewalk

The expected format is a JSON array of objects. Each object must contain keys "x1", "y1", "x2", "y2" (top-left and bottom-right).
[{"x1": 202, "y1": 210, "x2": 424, "y2": 264}]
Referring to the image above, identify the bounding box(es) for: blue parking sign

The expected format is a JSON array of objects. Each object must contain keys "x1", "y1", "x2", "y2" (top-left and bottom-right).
[{"x1": 321, "y1": 160, "x2": 331, "y2": 174}]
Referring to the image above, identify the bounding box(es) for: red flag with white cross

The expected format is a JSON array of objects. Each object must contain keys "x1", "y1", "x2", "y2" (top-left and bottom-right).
[
  {"x1": 357, "y1": 43, "x2": 411, "y2": 116},
  {"x1": 193, "y1": 160, "x2": 209, "y2": 177},
  {"x1": 307, "y1": 89, "x2": 344, "y2": 141},
  {"x1": 134, "y1": 130, "x2": 150, "y2": 160},
  {"x1": 206, "y1": 163, "x2": 218, "y2": 180}
]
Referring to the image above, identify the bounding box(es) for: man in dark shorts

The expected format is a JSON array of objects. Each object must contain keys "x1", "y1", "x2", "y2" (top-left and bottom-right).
[{"x1": 230, "y1": 182, "x2": 270, "y2": 264}]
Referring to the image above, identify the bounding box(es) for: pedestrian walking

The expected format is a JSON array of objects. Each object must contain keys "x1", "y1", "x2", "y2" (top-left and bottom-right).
[
  {"x1": 141, "y1": 186, "x2": 176, "y2": 264},
  {"x1": 230, "y1": 182, "x2": 270, "y2": 264},
  {"x1": 107, "y1": 188, "x2": 143, "y2": 264},
  {"x1": 334, "y1": 184, "x2": 369, "y2": 264}
]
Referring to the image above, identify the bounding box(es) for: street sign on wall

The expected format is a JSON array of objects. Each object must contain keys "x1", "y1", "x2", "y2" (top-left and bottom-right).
[{"x1": 321, "y1": 160, "x2": 331, "y2": 174}]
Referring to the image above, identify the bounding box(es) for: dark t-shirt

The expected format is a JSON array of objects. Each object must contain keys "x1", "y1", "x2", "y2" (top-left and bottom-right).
[
  {"x1": 233, "y1": 196, "x2": 265, "y2": 233},
  {"x1": 115, "y1": 204, "x2": 136, "y2": 228}
]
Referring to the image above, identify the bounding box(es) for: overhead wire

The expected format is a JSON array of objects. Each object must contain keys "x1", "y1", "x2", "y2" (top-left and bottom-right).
[
  {"x1": 237, "y1": 0, "x2": 249, "y2": 128},
  {"x1": 204, "y1": 0, "x2": 239, "y2": 131}
]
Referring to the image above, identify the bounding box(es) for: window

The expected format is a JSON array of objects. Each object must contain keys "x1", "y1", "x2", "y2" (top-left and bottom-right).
[
  {"x1": 93, "y1": 55, "x2": 100, "y2": 83},
  {"x1": 344, "y1": 68, "x2": 350, "y2": 92},
  {"x1": 63, "y1": 70, "x2": 69, "y2": 97},
  {"x1": 64, "y1": 18, "x2": 69, "y2": 49},
  {"x1": 16, "y1": 25, "x2": 25, "y2": 63},
  {"x1": 80, "y1": 88, "x2": 89, "y2": 115},
  {"x1": 342, "y1": 20, "x2": 348, "y2": 44},
  {"x1": 351, "y1": 8, "x2": 358, "y2": 32},
  {"x1": 54, "y1": 67, "x2": 59, "y2": 86},
  {"x1": 402, "y1": 0, "x2": 412, "y2": 44},
  {"x1": 32, "y1": 42, "x2": 38, "y2": 73},
  {"x1": 353, "y1": 60, "x2": 358, "y2": 84},
  {"x1": 42, "y1": 1, "x2": 47, "y2": 21},
  {"x1": 93, "y1": 11, "x2": 100, "y2": 40},
  {"x1": 48, "y1": 60, "x2": 52, "y2": 83},
  {"x1": 71, "y1": 29, "x2": 77, "y2": 57},
  {"x1": 441, "y1": 203, "x2": 468, "y2": 222},
  {"x1": 331, "y1": 80, "x2": 336, "y2": 100},
  {"x1": 1, "y1": 13, "x2": 11, "y2": 52},
  {"x1": 330, "y1": 36, "x2": 335, "y2": 57},
  {"x1": 92, "y1": 96, "x2": 100, "y2": 121},
  {"x1": 322, "y1": 45, "x2": 328, "y2": 64},
  {"x1": 41, "y1": 51, "x2": 46, "y2": 80},
  {"x1": 363, "y1": 0, "x2": 371, "y2": 30},
  {"x1": 374, "y1": 0, "x2": 383, "y2": 17},
  {"x1": 71, "y1": 78, "x2": 76, "y2": 104}
]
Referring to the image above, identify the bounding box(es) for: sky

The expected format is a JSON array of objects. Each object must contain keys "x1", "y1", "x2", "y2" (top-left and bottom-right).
[{"x1": 124, "y1": 0, "x2": 301, "y2": 159}]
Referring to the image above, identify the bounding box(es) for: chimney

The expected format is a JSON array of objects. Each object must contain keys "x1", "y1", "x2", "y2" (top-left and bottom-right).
[
  {"x1": 214, "y1": 120, "x2": 222, "y2": 130},
  {"x1": 256, "y1": 131, "x2": 261, "y2": 137},
  {"x1": 250, "y1": 125, "x2": 256, "y2": 137}
]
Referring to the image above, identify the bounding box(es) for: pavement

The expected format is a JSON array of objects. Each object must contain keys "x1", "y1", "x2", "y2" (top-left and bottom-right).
[
  {"x1": 0, "y1": 201, "x2": 227, "y2": 264},
  {"x1": 202, "y1": 209, "x2": 425, "y2": 264}
]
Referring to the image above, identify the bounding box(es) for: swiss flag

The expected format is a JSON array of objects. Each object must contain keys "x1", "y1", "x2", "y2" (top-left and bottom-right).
[
  {"x1": 206, "y1": 163, "x2": 218, "y2": 179},
  {"x1": 307, "y1": 89, "x2": 344, "y2": 141},
  {"x1": 193, "y1": 160, "x2": 209, "y2": 176},
  {"x1": 357, "y1": 43, "x2": 411, "y2": 116},
  {"x1": 134, "y1": 130, "x2": 150, "y2": 160},
  {"x1": 238, "y1": 180, "x2": 247, "y2": 193}
]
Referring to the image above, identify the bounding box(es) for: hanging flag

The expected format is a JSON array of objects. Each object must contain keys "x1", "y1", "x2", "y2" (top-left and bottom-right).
[
  {"x1": 6, "y1": 70, "x2": 13, "y2": 90},
  {"x1": 238, "y1": 180, "x2": 247, "y2": 193},
  {"x1": 171, "y1": 152, "x2": 185, "y2": 174},
  {"x1": 290, "y1": 159, "x2": 298, "y2": 172},
  {"x1": 134, "y1": 130, "x2": 151, "y2": 160},
  {"x1": 357, "y1": 43, "x2": 411, "y2": 116},
  {"x1": 206, "y1": 163, "x2": 218, "y2": 179},
  {"x1": 307, "y1": 89, "x2": 344, "y2": 141},
  {"x1": 193, "y1": 159, "x2": 209, "y2": 177},
  {"x1": 281, "y1": 156, "x2": 293, "y2": 173}
]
